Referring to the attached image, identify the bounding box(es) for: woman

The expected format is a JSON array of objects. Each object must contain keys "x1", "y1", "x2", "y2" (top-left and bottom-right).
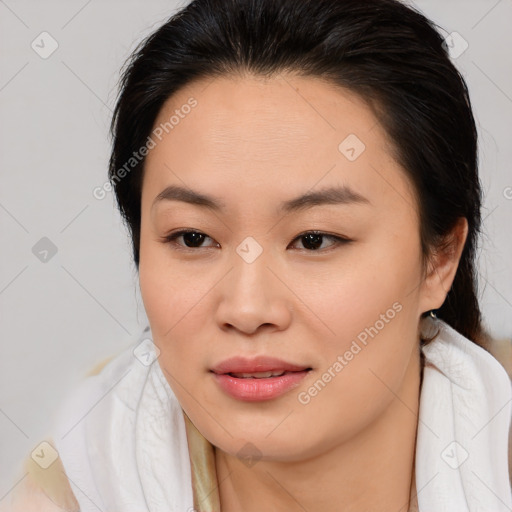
[{"x1": 6, "y1": 0, "x2": 511, "y2": 510}]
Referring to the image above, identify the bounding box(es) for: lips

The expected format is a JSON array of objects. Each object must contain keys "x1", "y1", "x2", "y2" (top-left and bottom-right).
[
  {"x1": 210, "y1": 356, "x2": 312, "y2": 401},
  {"x1": 211, "y1": 356, "x2": 311, "y2": 375}
]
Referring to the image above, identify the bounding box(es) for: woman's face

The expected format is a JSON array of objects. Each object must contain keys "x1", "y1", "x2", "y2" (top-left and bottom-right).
[{"x1": 139, "y1": 74, "x2": 436, "y2": 461}]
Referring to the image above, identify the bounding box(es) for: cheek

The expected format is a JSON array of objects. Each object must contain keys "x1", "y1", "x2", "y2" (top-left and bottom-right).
[
  {"x1": 139, "y1": 225, "x2": 205, "y2": 323},
  {"x1": 289, "y1": 232, "x2": 422, "y2": 408},
  {"x1": 139, "y1": 267, "x2": 208, "y2": 347},
  {"x1": 138, "y1": 240, "x2": 207, "y2": 363},
  {"x1": 292, "y1": 234, "x2": 422, "y2": 349},
  {"x1": 139, "y1": 259, "x2": 213, "y2": 419}
]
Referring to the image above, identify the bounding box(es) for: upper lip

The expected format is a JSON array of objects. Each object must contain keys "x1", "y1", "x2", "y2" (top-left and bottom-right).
[{"x1": 211, "y1": 356, "x2": 311, "y2": 374}]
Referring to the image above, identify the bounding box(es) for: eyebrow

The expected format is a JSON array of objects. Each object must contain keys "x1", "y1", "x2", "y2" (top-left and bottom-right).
[{"x1": 152, "y1": 184, "x2": 370, "y2": 213}]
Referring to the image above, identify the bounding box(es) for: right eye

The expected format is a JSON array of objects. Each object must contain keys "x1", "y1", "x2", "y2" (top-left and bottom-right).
[{"x1": 163, "y1": 229, "x2": 219, "y2": 250}]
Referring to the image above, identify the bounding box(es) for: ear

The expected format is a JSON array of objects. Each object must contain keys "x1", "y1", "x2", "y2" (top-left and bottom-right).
[{"x1": 418, "y1": 217, "x2": 468, "y2": 314}]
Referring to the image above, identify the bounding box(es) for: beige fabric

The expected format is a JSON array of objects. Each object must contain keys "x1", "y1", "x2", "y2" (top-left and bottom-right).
[
  {"x1": 20, "y1": 440, "x2": 80, "y2": 512},
  {"x1": 409, "y1": 465, "x2": 419, "y2": 512},
  {"x1": 11, "y1": 356, "x2": 116, "y2": 511},
  {"x1": 183, "y1": 413, "x2": 221, "y2": 511}
]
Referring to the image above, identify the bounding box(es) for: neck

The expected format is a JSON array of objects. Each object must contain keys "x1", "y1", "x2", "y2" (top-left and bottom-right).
[{"x1": 215, "y1": 349, "x2": 421, "y2": 512}]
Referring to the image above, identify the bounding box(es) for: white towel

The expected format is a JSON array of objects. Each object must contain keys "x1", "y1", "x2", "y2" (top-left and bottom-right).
[
  {"x1": 52, "y1": 328, "x2": 194, "y2": 512},
  {"x1": 51, "y1": 318, "x2": 512, "y2": 511},
  {"x1": 416, "y1": 318, "x2": 512, "y2": 511}
]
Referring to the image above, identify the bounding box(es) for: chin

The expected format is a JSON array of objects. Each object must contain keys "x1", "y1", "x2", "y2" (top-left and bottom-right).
[
  {"x1": 216, "y1": 435, "x2": 310, "y2": 462},
  {"x1": 200, "y1": 417, "x2": 321, "y2": 463}
]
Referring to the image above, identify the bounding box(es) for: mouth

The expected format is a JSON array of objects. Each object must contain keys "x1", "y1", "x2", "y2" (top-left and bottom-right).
[
  {"x1": 225, "y1": 370, "x2": 302, "y2": 379},
  {"x1": 210, "y1": 356, "x2": 312, "y2": 401}
]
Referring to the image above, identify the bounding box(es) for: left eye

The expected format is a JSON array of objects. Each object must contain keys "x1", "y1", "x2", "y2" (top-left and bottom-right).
[{"x1": 288, "y1": 231, "x2": 350, "y2": 251}]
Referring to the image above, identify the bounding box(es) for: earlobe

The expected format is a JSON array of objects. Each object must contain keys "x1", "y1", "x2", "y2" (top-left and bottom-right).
[{"x1": 419, "y1": 217, "x2": 468, "y2": 313}]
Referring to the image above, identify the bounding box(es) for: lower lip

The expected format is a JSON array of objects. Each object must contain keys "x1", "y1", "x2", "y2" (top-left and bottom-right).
[{"x1": 212, "y1": 370, "x2": 310, "y2": 401}]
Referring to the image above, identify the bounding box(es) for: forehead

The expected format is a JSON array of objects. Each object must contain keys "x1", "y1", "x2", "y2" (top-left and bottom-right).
[
  {"x1": 142, "y1": 73, "x2": 416, "y2": 216},
  {"x1": 149, "y1": 73, "x2": 384, "y2": 154}
]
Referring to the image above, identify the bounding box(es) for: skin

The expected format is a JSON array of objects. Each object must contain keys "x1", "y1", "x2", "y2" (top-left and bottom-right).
[{"x1": 138, "y1": 73, "x2": 467, "y2": 512}]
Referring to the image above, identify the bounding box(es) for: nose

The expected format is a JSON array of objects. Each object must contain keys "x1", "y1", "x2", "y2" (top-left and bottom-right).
[{"x1": 214, "y1": 249, "x2": 292, "y2": 336}]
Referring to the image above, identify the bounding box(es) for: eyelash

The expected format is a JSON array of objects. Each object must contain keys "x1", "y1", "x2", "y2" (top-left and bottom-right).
[{"x1": 162, "y1": 229, "x2": 352, "y2": 253}]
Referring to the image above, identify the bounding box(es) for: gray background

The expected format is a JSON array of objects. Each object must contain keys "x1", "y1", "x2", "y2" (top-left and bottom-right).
[{"x1": 1, "y1": 0, "x2": 511, "y2": 497}]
